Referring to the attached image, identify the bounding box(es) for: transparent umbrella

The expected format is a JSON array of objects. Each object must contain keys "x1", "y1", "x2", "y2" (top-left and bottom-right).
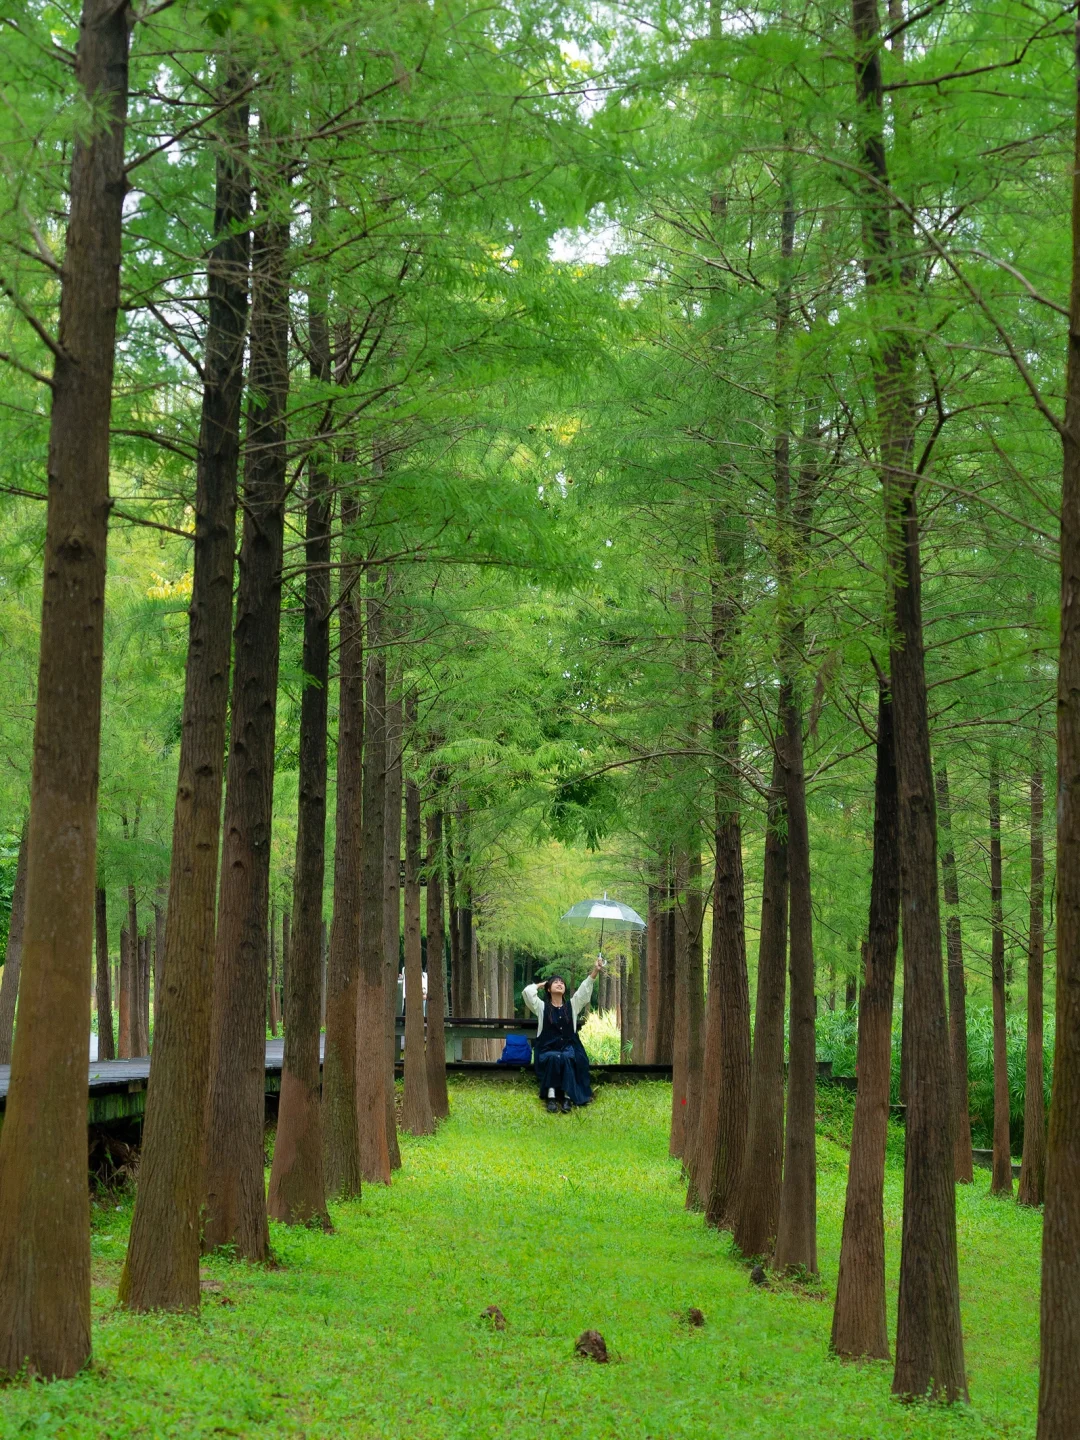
[{"x1": 560, "y1": 892, "x2": 646, "y2": 964}]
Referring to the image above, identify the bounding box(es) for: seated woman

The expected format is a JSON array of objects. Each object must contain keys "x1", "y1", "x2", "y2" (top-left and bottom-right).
[{"x1": 522, "y1": 960, "x2": 604, "y2": 1113}]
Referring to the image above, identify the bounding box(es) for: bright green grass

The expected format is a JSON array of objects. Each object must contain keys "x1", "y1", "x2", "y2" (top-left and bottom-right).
[{"x1": 0, "y1": 1081, "x2": 1040, "y2": 1439}]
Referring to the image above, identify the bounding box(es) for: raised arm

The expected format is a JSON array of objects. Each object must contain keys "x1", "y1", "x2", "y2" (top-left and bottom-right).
[
  {"x1": 570, "y1": 971, "x2": 598, "y2": 1019},
  {"x1": 522, "y1": 980, "x2": 545, "y2": 1019}
]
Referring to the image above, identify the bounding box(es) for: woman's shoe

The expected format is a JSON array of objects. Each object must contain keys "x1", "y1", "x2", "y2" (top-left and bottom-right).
[
  {"x1": 546, "y1": 1098, "x2": 559, "y2": 1114},
  {"x1": 561, "y1": 1098, "x2": 572, "y2": 1114}
]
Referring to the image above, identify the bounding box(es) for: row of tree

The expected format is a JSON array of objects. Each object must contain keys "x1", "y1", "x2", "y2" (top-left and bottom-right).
[{"x1": 0, "y1": 0, "x2": 1079, "y2": 1434}]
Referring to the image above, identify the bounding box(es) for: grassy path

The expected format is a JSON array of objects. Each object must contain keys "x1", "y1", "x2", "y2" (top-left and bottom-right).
[{"x1": 1, "y1": 1081, "x2": 1040, "y2": 1438}]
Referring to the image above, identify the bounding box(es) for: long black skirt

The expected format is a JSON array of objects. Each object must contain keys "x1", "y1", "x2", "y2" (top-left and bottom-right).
[{"x1": 535, "y1": 1039, "x2": 593, "y2": 1106}]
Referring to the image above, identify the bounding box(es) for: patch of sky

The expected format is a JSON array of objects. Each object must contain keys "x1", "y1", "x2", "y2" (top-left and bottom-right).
[{"x1": 549, "y1": 207, "x2": 625, "y2": 266}]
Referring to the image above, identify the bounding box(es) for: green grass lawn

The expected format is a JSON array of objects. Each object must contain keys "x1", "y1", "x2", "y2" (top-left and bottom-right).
[{"x1": 0, "y1": 1080, "x2": 1040, "y2": 1439}]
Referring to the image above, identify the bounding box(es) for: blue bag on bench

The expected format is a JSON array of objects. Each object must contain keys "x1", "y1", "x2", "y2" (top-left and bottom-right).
[{"x1": 498, "y1": 1033, "x2": 532, "y2": 1065}]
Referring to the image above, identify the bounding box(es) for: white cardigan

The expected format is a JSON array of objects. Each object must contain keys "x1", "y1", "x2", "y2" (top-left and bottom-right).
[{"x1": 522, "y1": 976, "x2": 595, "y2": 1038}]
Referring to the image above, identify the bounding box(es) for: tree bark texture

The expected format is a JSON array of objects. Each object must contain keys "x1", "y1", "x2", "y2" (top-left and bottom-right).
[
  {"x1": 280, "y1": 907, "x2": 290, "y2": 1028},
  {"x1": 267, "y1": 297, "x2": 332, "y2": 1228},
  {"x1": 1019, "y1": 754, "x2": 1046, "y2": 1207},
  {"x1": 774, "y1": 683, "x2": 817, "y2": 1276},
  {"x1": 1039, "y1": 33, "x2": 1080, "y2": 1431},
  {"x1": 656, "y1": 872, "x2": 676, "y2": 1065},
  {"x1": 0, "y1": 822, "x2": 29, "y2": 1066},
  {"x1": 322, "y1": 495, "x2": 364, "y2": 1198},
  {"x1": 0, "y1": 0, "x2": 131, "y2": 1379},
  {"x1": 402, "y1": 774, "x2": 434, "y2": 1135},
  {"x1": 117, "y1": 72, "x2": 249, "y2": 1311},
  {"x1": 936, "y1": 764, "x2": 973, "y2": 1182},
  {"x1": 383, "y1": 681, "x2": 403, "y2": 1169},
  {"x1": 137, "y1": 931, "x2": 150, "y2": 1055},
  {"x1": 202, "y1": 148, "x2": 289, "y2": 1261},
  {"x1": 117, "y1": 924, "x2": 132, "y2": 1058},
  {"x1": 357, "y1": 605, "x2": 390, "y2": 1184},
  {"x1": 851, "y1": 0, "x2": 967, "y2": 1400},
  {"x1": 446, "y1": 816, "x2": 461, "y2": 1018},
  {"x1": 732, "y1": 761, "x2": 788, "y2": 1258},
  {"x1": 696, "y1": 527, "x2": 750, "y2": 1225},
  {"x1": 644, "y1": 882, "x2": 660, "y2": 1063},
  {"x1": 681, "y1": 853, "x2": 705, "y2": 1177},
  {"x1": 831, "y1": 683, "x2": 899, "y2": 1360},
  {"x1": 94, "y1": 885, "x2": 113, "y2": 1062},
  {"x1": 669, "y1": 853, "x2": 690, "y2": 1159},
  {"x1": 988, "y1": 762, "x2": 1013, "y2": 1197},
  {"x1": 424, "y1": 808, "x2": 450, "y2": 1119}
]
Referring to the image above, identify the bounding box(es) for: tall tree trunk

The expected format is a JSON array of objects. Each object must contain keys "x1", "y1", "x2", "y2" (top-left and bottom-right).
[
  {"x1": 402, "y1": 770, "x2": 434, "y2": 1135},
  {"x1": 202, "y1": 130, "x2": 289, "y2": 1260},
  {"x1": 669, "y1": 853, "x2": 690, "y2": 1159},
  {"x1": 644, "y1": 881, "x2": 660, "y2": 1063},
  {"x1": 0, "y1": 0, "x2": 131, "y2": 1378},
  {"x1": 936, "y1": 764, "x2": 973, "y2": 1182},
  {"x1": 117, "y1": 69, "x2": 247, "y2": 1313},
  {"x1": 267, "y1": 291, "x2": 332, "y2": 1228},
  {"x1": 1019, "y1": 750, "x2": 1046, "y2": 1207},
  {"x1": 682, "y1": 854, "x2": 706, "y2": 1174},
  {"x1": 446, "y1": 815, "x2": 461, "y2": 1018},
  {"x1": 697, "y1": 520, "x2": 751, "y2": 1226},
  {"x1": 322, "y1": 495, "x2": 363, "y2": 1198},
  {"x1": 357, "y1": 598, "x2": 390, "y2": 1183},
  {"x1": 624, "y1": 939, "x2": 640, "y2": 1060},
  {"x1": 832, "y1": 682, "x2": 900, "y2": 1358},
  {"x1": 0, "y1": 822, "x2": 29, "y2": 1066},
  {"x1": 117, "y1": 65, "x2": 249, "y2": 1304},
  {"x1": 424, "y1": 808, "x2": 450, "y2": 1119},
  {"x1": 703, "y1": 804, "x2": 752, "y2": 1231},
  {"x1": 268, "y1": 899, "x2": 279, "y2": 1037},
  {"x1": 774, "y1": 682, "x2": 817, "y2": 1275},
  {"x1": 125, "y1": 871, "x2": 139, "y2": 1054},
  {"x1": 851, "y1": 0, "x2": 966, "y2": 1400},
  {"x1": 1039, "y1": 35, "x2": 1080, "y2": 1424},
  {"x1": 989, "y1": 762, "x2": 1013, "y2": 1197},
  {"x1": 656, "y1": 870, "x2": 676, "y2": 1065},
  {"x1": 118, "y1": 926, "x2": 132, "y2": 1059},
  {"x1": 280, "y1": 906, "x2": 290, "y2": 1029},
  {"x1": 94, "y1": 885, "x2": 113, "y2": 1062},
  {"x1": 731, "y1": 761, "x2": 789, "y2": 1256},
  {"x1": 383, "y1": 678, "x2": 403, "y2": 1168},
  {"x1": 137, "y1": 931, "x2": 150, "y2": 1055}
]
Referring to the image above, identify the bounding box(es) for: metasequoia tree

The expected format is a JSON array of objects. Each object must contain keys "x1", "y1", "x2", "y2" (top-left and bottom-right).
[
  {"x1": 94, "y1": 886, "x2": 113, "y2": 1061},
  {"x1": 831, "y1": 683, "x2": 899, "y2": 1359},
  {"x1": 697, "y1": 523, "x2": 750, "y2": 1228},
  {"x1": 322, "y1": 492, "x2": 364, "y2": 1197},
  {"x1": 0, "y1": 0, "x2": 132, "y2": 1377},
  {"x1": 267, "y1": 277, "x2": 333, "y2": 1228},
  {"x1": 772, "y1": 190, "x2": 818, "y2": 1274},
  {"x1": 730, "y1": 759, "x2": 787, "y2": 1257},
  {"x1": 936, "y1": 764, "x2": 973, "y2": 1183},
  {"x1": 851, "y1": 0, "x2": 966, "y2": 1399},
  {"x1": 402, "y1": 764, "x2": 434, "y2": 1135},
  {"x1": 358, "y1": 588, "x2": 390, "y2": 1183},
  {"x1": 383, "y1": 675, "x2": 404, "y2": 1170},
  {"x1": 1019, "y1": 743, "x2": 1046, "y2": 1207},
  {"x1": 988, "y1": 761, "x2": 1013, "y2": 1197},
  {"x1": 203, "y1": 109, "x2": 290, "y2": 1259},
  {"x1": 424, "y1": 806, "x2": 450, "y2": 1119},
  {"x1": 1038, "y1": 21, "x2": 1080, "y2": 1434}
]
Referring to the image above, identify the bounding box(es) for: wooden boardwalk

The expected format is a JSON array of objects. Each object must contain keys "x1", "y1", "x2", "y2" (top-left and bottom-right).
[{"x1": 0, "y1": 1027, "x2": 675, "y2": 1130}]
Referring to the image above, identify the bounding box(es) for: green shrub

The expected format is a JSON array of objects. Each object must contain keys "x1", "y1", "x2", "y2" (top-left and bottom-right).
[
  {"x1": 815, "y1": 1002, "x2": 1053, "y2": 1155},
  {"x1": 578, "y1": 1007, "x2": 621, "y2": 1063}
]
